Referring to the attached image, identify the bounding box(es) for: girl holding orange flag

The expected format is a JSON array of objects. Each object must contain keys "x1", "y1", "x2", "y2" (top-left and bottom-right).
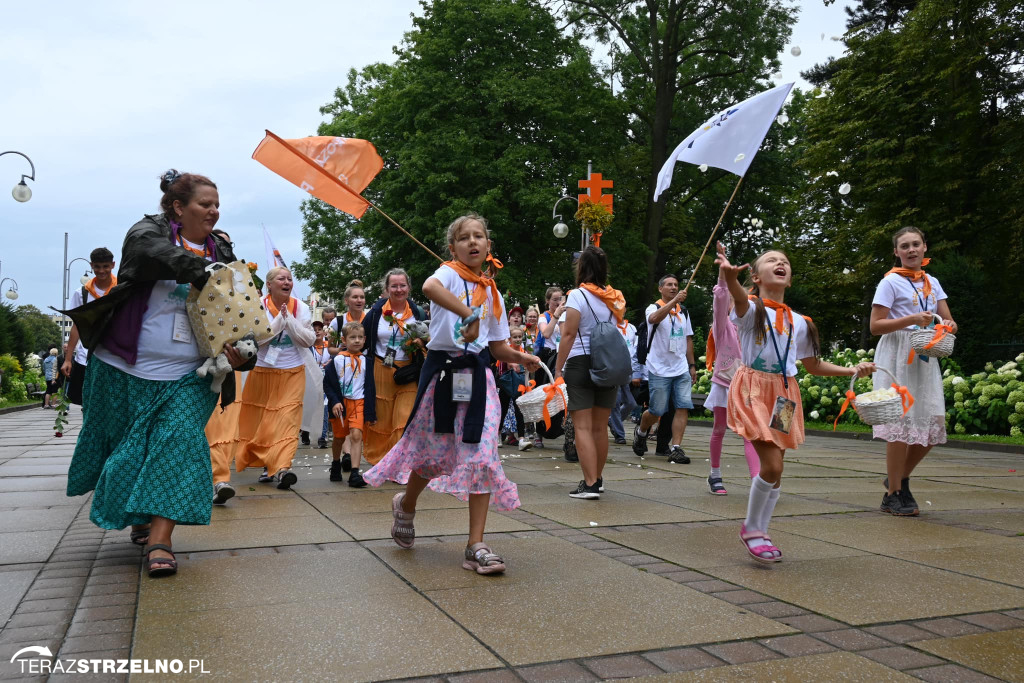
[
  {"x1": 869, "y1": 226, "x2": 958, "y2": 516},
  {"x1": 364, "y1": 214, "x2": 540, "y2": 575}
]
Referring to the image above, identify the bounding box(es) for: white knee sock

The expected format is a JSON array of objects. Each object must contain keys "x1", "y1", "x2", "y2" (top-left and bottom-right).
[
  {"x1": 759, "y1": 487, "x2": 781, "y2": 534},
  {"x1": 744, "y1": 476, "x2": 774, "y2": 547}
]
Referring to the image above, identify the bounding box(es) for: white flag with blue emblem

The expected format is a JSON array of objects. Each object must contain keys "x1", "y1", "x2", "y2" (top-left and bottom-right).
[{"x1": 654, "y1": 83, "x2": 794, "y2": 201}]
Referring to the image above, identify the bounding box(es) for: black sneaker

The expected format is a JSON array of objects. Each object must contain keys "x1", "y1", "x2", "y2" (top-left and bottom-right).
[
  {"x1": 668, "y1": 446, "x2": 690, "y2": 464},
  {"x1": 341, "y1": 453, "x2": 352, "y2": 472},
  {"x1": 330, "y1": 460, "x2": 343, "y2": 482},
  {"x1": 300, "y1": 431, "x2": 310, "y2": 446},
  {"x1": 632, "y1": 426, "x2": 649, "y2": 456},
  {"x1": 654, "y1": 449, "x2": 671, "y2": 457},
  {"x1": 212, "y1": 482, "x2": 235, "y2": 505},
  {"x1": 597, "y1": 477, "x2": 604, "y2": 493},
  {"x1": 880, "y1": 491, "x2": 916, "y2": 516},
  {"x1": 348, "y1": 470, "x2": 367, "y2": 488},
  {"x1": 884, "y1": 477, "x2": 918, "y2": 514},
  {"x1": 564, "y1": 450, "x2": 579, "y2": 463},
  {"x1": 613, "y1": 437, "x2": 627, "y2": 445},
  {"x1": 569, "y1": 480, "x2": 600, "y2": 499},
  {"x1": 276, "y1": 470, "x2": 298, "y2": 490},
  {"x1": 317, "y1": 438, "x2": 328, "y2": 449}
]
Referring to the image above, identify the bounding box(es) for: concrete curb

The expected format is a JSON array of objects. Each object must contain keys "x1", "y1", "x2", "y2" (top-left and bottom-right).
[{"x1": 0, "y1": 403, "x2": 41, "y2": 416}]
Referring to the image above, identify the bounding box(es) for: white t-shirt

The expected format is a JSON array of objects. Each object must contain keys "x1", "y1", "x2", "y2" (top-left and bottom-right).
[
  {"x1": 375, "y1": 307, "x2": 414, "y2": 362},
  {"x1": 426, "y1": 264, "x2": 510, "y2": 355},
  {"x1": 331, "y1": 353, "x2": 366, "y2": 400},
  {"x1": 310, "y1": 343, "x2": 331, "y2": 368},
  {"x1": 622, "y1": 322, "x2": 645, "y2": 380},
  {"x1": 731, "y1": 305, "x2": 814, "y2": 377},
  {"x1": 564, "y1": 288, "x2": 617, "y2": 360},
  {"x1": 645, "y1": 304, "x2": 694, "y2": 378},
  {"x1": 257, "y1": 298, "x2": 313, "y2": 370},
  {"x1": 95, "y1": 279, "x2": 204, "y2": 381},
  {"x1": 872, "y1": 273, "x2": 947, "y2": 328},
  {"x1": 70, "y1": 284, "x2": 109, "y2": 365},
  {"x1": 539, "y1": 310, "x2": 561, "y2": 349}
]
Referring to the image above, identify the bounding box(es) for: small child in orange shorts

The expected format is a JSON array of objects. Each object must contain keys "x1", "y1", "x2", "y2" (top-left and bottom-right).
[{"x1": 324, "y1": 322, "x2": 368, "y2": 487}]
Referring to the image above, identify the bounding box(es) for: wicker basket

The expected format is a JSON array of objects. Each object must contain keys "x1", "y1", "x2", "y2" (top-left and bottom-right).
[
  {"x1": 851, "y1": 366, "x2": 909, "y2": 426},
  {"x1": 517, "y1": 364, "x2": 567, "y2": 426},
  {"x1": 910, "y1": 312, "x2": 955, "y2": 359}
]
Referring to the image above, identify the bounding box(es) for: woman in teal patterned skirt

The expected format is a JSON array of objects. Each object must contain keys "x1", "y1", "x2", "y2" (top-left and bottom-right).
[{"x1": 64, "y1": 169, "x2": 251, "y2": 577}]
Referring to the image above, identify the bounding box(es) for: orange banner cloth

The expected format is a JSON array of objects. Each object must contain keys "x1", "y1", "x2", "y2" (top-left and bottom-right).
[{"x1": 252, "y1": 131, "x2": 383, "y2": 219}]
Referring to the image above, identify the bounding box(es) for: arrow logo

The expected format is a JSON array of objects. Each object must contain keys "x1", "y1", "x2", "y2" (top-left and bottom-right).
[{"x1": 10, "y1": 646, "x2": 53, "y2": 662}]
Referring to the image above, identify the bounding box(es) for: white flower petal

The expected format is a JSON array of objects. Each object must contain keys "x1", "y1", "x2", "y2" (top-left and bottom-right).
[
  {"x1": 589, "y1": 521, "x2": 599, "y2": 527},
  {"x1": 773, "y1": 72, "x2": 783, "y2": 80},
  {"x1": 791, "y1": 46, "x2": 802, "y2": 56},
  {"x1": 743, "y1": 217, "x2": 750, "y2": 224},
  {"x1": 838, "y1": 182, "x2": 852, "y2": 195},
  {"x1": 842, "y1": 268, "x2": 850, "y2": 274},
  {"x1": 699, "y1": 164, "x2": 708, "y2": 172},
  {"x1": 831, "y1": 35, "x2": 842, "y2": 41},
  {"x1": 734, "y1": 153, "x2": 746, "y2": 163},
  {"x1": 820, "y1": 32, "x2": 825, "y2": 40},
  {"x1": 826, "y1": 170, "x2": 839, "y2": 177},
  {"x1": 777, "y1": 114, "x2": 789, "y2": 125}
]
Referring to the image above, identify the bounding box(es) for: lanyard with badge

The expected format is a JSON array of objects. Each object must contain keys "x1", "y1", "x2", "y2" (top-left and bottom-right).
[
  {"x1": 172, "y1": 237, "x2": 210, "y2": 345},
  {"x1": 342, "y1": 357, "x2": 355, "y2": 398},
  {"x1": 668, "y1": 310, "x2": 683, "y2": 353},
  {"x1": 450, "y1": 280, "x2": 474, "y2": 402},
  {"x1": 381, "y1": 311, "x2": 404, "y2": 367},
  {"x1": 905, "y1": 277, "x2": 933, "y2": 363},
  {"x1": 764, "y1": 316, "x2": 797, "y2": 435}
]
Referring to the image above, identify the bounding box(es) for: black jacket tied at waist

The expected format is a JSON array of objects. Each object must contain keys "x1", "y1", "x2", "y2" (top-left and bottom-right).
[{"x1": 406, "y1": 349, "x2": 492, "y2": 444}]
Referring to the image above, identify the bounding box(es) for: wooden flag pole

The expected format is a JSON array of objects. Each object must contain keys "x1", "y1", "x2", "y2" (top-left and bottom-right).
[
  {"x1": 262, "y1": 130, "x2": 444, "y2": 263},
  {"x1": 684, "y1": 175, "x2": 744, "y2": 291}
]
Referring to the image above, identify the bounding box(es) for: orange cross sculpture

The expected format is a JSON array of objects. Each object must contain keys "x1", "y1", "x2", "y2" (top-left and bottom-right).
[{"x1": 578, "y1": 173, "x2": 613, "y2": 213}]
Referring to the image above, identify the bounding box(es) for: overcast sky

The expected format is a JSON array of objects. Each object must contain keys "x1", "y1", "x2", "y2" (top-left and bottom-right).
[{"x1": 1, "y1": 1, "x2": 851, "y2": 315}]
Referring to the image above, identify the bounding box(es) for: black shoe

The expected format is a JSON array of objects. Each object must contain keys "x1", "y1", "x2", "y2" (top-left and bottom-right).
[
  {"x1": 707, "y1": 476, "x2": 727, "y2": 495},
  {"x1": 564, "y1": 451, "x2": 579, "y2": 463},
  {"x1": 668, "y1": 446, "x2": 690, "y2": 464},
  {"x1": 597, "y1": 477, "x2": 604, "y2": 493},
  {"x1": 654, "y1": 449, "x2": 671, "y2": 457},
  {"x1": 330, "y1": 460, "x2": 343, "y2": 482},
  {"x1": 568, "y1": 480, "x2": 600, "y2": 499},
  {"x1": 300, "y1": 431, "x2": 310, "y2": 446},
  {"x1": 348, "y1": 470, "x2": 367, "y2": 488},
  {"x1": 341, "y1": 453, "x2": 352, "y2": 472},
  {"x1": 884, "y1": 477, "x2": 918, "y2": 514},
  {"x1": 317, "y1": 438, "x2": 328, "y2": 449},
  {"x1": 613, "y1": 437, "x2": 627, "y2": 445},
  {"x1": 276, "y1": 470, "x2": 298, "y2": 490},
  {"x1": 880, "y1": 491, "x2": 916, "y2": 516},
  {"x1": 632, "y1": 426, "x2": 649, "y2": 456}
]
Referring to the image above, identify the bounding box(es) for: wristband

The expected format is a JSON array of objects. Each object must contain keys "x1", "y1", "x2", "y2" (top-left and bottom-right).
[
  {"x1": 461, "y1": 306, "x2": 481, "y2": 327},
  {"x1": 688, "y1": 363, "x2": 696, "y2": 368}
]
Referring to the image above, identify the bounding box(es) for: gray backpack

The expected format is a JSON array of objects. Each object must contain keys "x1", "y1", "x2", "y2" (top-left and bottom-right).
[{"x1": 580, "y1": 293, "x2": 632, "y2": 388}]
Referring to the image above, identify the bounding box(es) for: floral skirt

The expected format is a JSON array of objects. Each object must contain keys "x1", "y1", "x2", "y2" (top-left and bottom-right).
[
  {"x1": 67, "y1": 357, "x2": 218, "y2": 529},
  {"x1": 363, "y1": 370, "x2": 520, "y2": 510},
  {"x1": 872, "y1": 330, "x2": 947, "y2": 446}
]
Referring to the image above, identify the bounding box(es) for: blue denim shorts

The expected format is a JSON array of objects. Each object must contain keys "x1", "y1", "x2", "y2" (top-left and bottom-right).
[{"x1": 647, "y1": 372, "x2": 694, "y2": 416}]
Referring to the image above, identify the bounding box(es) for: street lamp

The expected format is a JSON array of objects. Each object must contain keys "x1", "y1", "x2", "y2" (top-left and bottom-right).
[
  {"x1": 0, "y1": 278, "x2": 18, "y2": 301},
  {"x1": 1, "y1": 151, "x2": 36, "y2": 203},
  {"x1": 552, "y1": 195, "x2": 576, "y2": 239}
]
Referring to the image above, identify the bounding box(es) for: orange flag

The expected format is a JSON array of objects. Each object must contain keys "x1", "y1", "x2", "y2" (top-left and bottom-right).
[{"x1": 252, "y1": 131, "x2": 384, "y2": 219}]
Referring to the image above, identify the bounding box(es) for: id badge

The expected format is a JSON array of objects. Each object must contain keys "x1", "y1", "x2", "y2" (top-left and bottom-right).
[
  {"x1": 769, "y1": 396, "x2": 797, "y2": 435},
  {"x1": 382, "y1": 346, "x2": 397, "y2": 367},
  {"x1": 669, "y1": 337, "x2": 679, "y2": 353},
  {"x1": 452, "y1": 370, "x2": 473, "y2": 402},
  {"x1": 172, "y1": 312, "x2": 193, "y2": 343},
  {"x1": 264, "y1": 346, "x2": 281, "y2": 367}
]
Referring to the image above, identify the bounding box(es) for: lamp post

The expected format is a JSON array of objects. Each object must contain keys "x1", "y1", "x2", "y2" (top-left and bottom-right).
[
  {"x1": 551, "y1": 195, "x2": 576, "y2": 241},
  {"x1": 61, "y1": 232, "x2": 92, "y2": 341},
  {"x1": 1, "y1": 151, "x2": 36, "y2": 203},
  {"x1": 0, "y1": 278, "x2": 18, "y2": 301}
]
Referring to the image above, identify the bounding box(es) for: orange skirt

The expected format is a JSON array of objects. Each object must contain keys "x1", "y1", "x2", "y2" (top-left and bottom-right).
[
  {"x1": 363, "y1": 358, "x2": 416, "y2": 466},
  {"x1": 727, "y1": 365, "x2": 804, "y2": 451},
  {"x1": 232, "y1": 366, "x2": 305, "y2": 476},
  {"x1": 205, "y1": 373, "x2": 243, "y2": 484}
]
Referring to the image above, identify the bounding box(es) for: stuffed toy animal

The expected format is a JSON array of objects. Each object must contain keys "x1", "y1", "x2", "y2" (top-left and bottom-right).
[{"x1": 197, "y1": 333, "x2": 258, "y2": 393}]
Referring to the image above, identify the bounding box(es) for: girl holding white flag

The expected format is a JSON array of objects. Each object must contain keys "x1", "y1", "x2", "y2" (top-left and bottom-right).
[{"x1": 716, "y1": 243, "x2": 874, "y2": 564}]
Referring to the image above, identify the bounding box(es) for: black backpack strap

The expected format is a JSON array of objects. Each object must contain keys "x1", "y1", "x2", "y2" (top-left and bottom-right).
[{"x1": 81, "y1": 285, "x2": 89, "y2": 305}]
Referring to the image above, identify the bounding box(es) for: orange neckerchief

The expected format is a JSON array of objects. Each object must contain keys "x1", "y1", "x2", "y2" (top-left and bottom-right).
[
  {"x1": 383, "y1": 300, "x2": 413, "y2": 335},
  {"x1": 706, "y1": 330, "x2": 717, "y2": 372},
  {"x1": 346, "y1": 310, "x2": 365, "y2": 324},
  {"x1": 616, "y1": 319, "x2": 629, "y2": 336},
  {"x1": 656, "y1": 298, "x2": 681, "y2": 318},
  {"x1": 264, "y1": 295, "x2": 298, "y2": 318},
  {"x1": 313, "y1": 341, "x2": 327, "y2": 353},
  {"x1": 443, "y1": 260, "x2": 504, "y2": 320},
  {"x1": 886, "y1": 258, "x2": 932, "y2": 299},
  {"x1": 340, "y1": 351, "x2": 363, "y2": 375},
  {"x1": 179, "y1": 238, "x2": 209, "y2": 258},
  {"x1": 83, "y1": 275, "x2": 117, "y2": 301},
  {"x1": 580, "y1": 283, "x2": 626, "y2": 323}
]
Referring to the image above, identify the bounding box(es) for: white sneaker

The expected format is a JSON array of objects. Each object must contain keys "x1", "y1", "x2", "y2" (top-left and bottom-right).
[
  {"x1": 518, "y1": 438, "x2": 533, "y2": 451},
  {"x1": 212, "y1": 482, "x2": 235, "y2": 505}
]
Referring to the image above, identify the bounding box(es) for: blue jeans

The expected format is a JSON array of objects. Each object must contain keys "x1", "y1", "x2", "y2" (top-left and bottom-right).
[
  {"x1": 647, "y1": 372, "x2": 694, "y2": 417},
  {"x1": 608, "y1": 384, "x2": 638, "y2": 440},
  {"x1": 320, "y1": 404, "x2": 330, "y2": 441}
]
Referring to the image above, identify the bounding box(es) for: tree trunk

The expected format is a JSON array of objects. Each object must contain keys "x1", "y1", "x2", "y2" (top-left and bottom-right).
[{"x1": 643, "y1": 72, "x2": 676, "y2": 304}]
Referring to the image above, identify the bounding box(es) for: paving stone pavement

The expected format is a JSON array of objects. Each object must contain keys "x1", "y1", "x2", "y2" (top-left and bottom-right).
[{"x1": 1, "y1": 407, "x2": 1022, "y2": 681}]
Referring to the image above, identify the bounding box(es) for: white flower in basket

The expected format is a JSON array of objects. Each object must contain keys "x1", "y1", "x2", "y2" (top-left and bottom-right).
[
  {"x1": 516, "y1": 364, "x2": 567, "y2": 429},
  {"x1": 834, "y1": 366, "x2": 914, "y2": 429}
]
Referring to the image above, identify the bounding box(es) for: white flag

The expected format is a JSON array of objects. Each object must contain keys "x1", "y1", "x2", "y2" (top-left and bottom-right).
[
  {"x1": 263, "y1": 226, "x2": 289, "y2": 271},
  {"x1": 654, "y1": 83, "x2": 794, "y2": 201}
]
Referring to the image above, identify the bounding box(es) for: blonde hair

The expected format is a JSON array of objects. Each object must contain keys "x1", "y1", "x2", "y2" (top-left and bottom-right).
[
  {"x1": 525, "y1": 305, "x2": 541, "y2": 321},
  {"x1": 343, "y1": 279, "x2": 365, "y2": 303},
  {"x1": 266, "y1": 266, "x2": 291, "y2": 284},
  {"x1": 341, "y1": 321, "x2": 364, "y2": 339},
  {"x1": 49, "y1": 348, "x2": 58, "y2": 356}
]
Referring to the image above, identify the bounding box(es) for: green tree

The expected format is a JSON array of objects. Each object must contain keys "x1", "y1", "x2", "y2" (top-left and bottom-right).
[
  {"x1": 292, "y1": 0, "x2": 624, "y2": 310},
  {"x1": 14, "y1": 305, "x2": 62, "y2": 354},
  {"x1": 0, "y1": 303, "x2": 30, "y2": 360},
  {"x1": 794, "y1": 0, "x2": 1024, "y2": 364},
  {"x1": 555, "y1": 0, "x2": 797, "y2": 301}
]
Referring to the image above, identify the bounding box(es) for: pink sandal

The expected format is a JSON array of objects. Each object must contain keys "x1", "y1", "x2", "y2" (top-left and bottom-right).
[
  {"x1": 391, "y1": 493, "x2": 415, "y2": 549},
  {"x1": 463, "y1": 543, "x2": 506, "y2": 575},
  {"x1": 740, "y1": 523, "x2": 781, "y2": 564}
]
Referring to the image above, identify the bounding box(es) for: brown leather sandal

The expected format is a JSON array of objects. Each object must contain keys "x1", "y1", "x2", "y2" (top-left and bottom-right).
[{"x1": 145, "y1": 544, "x2": 177, "y2": 578}]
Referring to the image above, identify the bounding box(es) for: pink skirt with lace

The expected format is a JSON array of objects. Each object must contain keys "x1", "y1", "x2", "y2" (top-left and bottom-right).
[{"x1": 362, "y1": 370, "x2": 520, "y2": 511}]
